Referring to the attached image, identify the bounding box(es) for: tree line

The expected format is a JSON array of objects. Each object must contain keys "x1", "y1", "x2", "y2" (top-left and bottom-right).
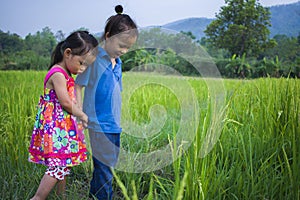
[{"x1": 0, "y1": 0, "x2": 299, "y2": 78}]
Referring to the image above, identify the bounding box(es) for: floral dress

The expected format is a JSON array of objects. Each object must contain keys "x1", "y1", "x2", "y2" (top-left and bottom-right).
[{"x1": 28, "y1": 66, "x2": 88, "y2": 167}]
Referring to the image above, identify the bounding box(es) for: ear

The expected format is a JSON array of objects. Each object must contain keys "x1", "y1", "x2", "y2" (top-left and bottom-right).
[
  {"x1": 64, "y1": 48, "x2": 72, "y2": 57},
  {"x1": 105, "y1": 32, "x2": 110, "y2": 40}
]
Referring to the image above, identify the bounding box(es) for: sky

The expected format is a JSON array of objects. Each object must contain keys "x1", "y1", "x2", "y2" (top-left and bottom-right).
[{"x1": 0, "y1": 0, "x2": 298, "y2": 38}]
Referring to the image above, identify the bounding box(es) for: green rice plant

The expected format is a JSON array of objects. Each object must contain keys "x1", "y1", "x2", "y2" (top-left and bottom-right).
[{"x1": 0, "y1": 71, "x2": 299, "y2": 199}]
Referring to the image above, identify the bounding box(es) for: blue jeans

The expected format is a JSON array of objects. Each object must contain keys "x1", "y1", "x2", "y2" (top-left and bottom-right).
[{"x1": 89, "y1": 131, "x2": 120, "y2": 200}]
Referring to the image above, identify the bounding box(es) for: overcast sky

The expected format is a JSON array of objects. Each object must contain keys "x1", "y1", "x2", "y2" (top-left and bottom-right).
[{"x1": 0, "y1": 0, "x2": 298, "y2": 37}]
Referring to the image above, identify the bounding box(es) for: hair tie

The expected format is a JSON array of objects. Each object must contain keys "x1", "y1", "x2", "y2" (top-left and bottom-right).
[{"x1": 115, "y1": 5, "x2": 123, "y2": 15}]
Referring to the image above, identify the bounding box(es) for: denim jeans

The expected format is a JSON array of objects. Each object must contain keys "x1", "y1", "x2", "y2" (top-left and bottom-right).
[{"x1": 89, "y1": 131, "x2": 120, "y2": 200}]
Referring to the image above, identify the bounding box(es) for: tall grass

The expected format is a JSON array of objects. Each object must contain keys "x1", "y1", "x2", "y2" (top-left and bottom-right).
[{"x1": 0, "y1": 71, "x2": 299, "y2": 199}]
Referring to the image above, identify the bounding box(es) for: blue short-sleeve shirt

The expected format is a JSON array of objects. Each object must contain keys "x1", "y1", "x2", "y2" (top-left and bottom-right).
[{"x1": 75, "y1": 46, "x2": 122, "y2": 134}]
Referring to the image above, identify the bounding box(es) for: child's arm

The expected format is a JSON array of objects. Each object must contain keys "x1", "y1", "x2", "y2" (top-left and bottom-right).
[
  {"x1": 75, "y1": 84, "x2": 83, "y2": 110},
  {"x1": 50, "y1": 73, "x2": 88, "y2": 126}
]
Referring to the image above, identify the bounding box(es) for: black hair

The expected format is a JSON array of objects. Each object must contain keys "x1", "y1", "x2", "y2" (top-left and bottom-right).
[
  {"x1": 100, "y1": 5, "x2": 138, "y2": 41},
  {"x1": 49, "y1": 30, "x2": 98, "y2": 69}
]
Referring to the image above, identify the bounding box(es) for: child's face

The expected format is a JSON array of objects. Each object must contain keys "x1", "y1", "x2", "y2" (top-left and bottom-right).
[
  {"x1": 66, "y1": 51, "x2": 96, "y2": 74},
  {"x1": 104, "y1": 33, "x2": 137, "y2": 59}
]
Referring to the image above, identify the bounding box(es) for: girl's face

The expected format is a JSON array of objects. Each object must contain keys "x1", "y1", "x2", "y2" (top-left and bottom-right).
[
  {"x1": 64, "y1": 49, "x2": 96, "y2": 74},
  {"x1": 104, "y1": 33, "x2": 137, "y2": 59}
]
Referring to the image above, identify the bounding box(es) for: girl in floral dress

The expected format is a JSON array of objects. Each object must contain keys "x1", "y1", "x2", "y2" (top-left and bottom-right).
[{"x1": 28, "y1": 30, "x2": 98, "y2": 200}]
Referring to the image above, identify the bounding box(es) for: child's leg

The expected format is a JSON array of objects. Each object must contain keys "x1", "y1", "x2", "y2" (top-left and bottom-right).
[
  {"x1": 30, "y1": 174, "x2": 57, "y2": 200},
  {"x1": 54, "y1": 167, "x2": 70, "y2": 198},
  {"x1": 31, "y1": 166, "x2": 70, "y2": 200},
  {"x1": 89, "y1": 132, "x2": 120, "y2": 200},
  {"x1": 56, "y1": 176, "x2": 67, "y2": 196}
]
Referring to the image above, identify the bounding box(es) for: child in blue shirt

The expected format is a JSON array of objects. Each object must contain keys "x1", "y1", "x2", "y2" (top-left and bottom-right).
[{"x1": 75, "y1": 5, "x2": 138, "y2": 200}]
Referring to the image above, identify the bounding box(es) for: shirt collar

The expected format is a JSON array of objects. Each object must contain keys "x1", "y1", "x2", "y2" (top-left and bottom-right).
[
  {"x1": 97, "y1": 46, "x2": 122, "y2": 65},
  {"x1": 115, "y1": 57, "x2": 122, "y2": 65},
  {"x1": 98, "y1": 46, "x2": 109, "y2": 58}
]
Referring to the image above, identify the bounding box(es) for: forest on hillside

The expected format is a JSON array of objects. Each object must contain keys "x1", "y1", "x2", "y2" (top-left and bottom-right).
[{"x1": 0, "y1": 27, "x2": 299, "y2": 78}]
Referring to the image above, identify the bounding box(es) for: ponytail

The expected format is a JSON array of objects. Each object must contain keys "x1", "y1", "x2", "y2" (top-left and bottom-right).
[{"x1": 49, "y1": 41, "x2": 64, "y2": 69}]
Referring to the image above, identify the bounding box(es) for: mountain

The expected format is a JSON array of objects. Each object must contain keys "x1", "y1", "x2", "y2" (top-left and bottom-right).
[
  {"x1": 269, "y1": 1, "x2": 300, "y2": 37},
  {"x1": 162, "y1": 17, "x2": 213, "y2": 39},
  {"x1": 160, "y1": 1, "x2": 300, "y2": 39}
]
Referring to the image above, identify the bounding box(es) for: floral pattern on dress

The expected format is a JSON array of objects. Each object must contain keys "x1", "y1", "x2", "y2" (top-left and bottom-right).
[{"x1": 28, "y1": 67, "x2": 88, "y2": 167}]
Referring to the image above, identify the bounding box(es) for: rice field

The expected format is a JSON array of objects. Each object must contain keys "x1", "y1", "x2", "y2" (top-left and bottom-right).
[{"x1": 0, "y1": 71, "x2": 299, "y2": 199}]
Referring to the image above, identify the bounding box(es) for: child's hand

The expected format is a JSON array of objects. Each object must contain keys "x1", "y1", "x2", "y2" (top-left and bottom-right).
[
  {"x1": 72, "y1": 98, "x2": 77, "y2": 104},
  {"x1": 73, "y1": 99, "x2": 83, "y2": 111},
  {"x1": 77, "y1": 104, "x2": 83, "y2": 111},
  {"x1": 80, "y1": 113, "x2": 88, "y2": 128}
]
